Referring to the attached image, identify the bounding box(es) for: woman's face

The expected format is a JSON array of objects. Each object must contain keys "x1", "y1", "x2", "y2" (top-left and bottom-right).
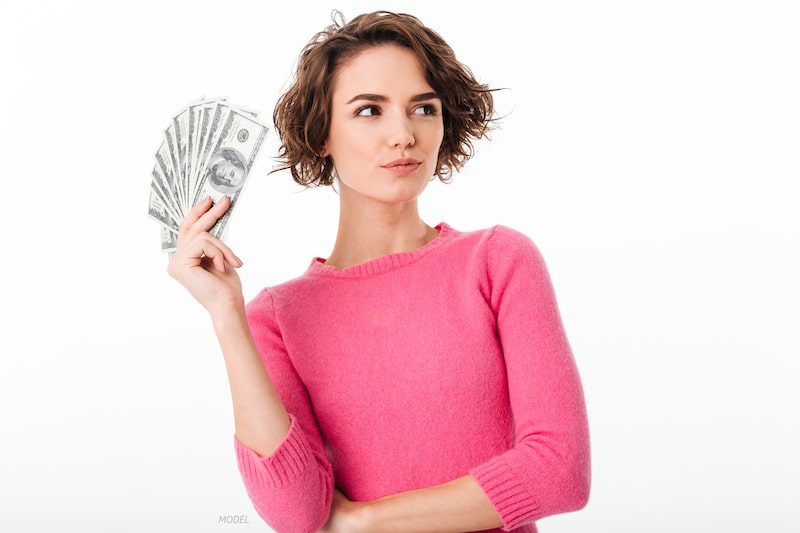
[{"x1": 322, "y1": 44, "x2": 444, "y2": 208}]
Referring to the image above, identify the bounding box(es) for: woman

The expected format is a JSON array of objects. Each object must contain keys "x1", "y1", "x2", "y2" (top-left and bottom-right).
[{"x1": 169, "y1": 10, "x2": 590, "y2": 533}]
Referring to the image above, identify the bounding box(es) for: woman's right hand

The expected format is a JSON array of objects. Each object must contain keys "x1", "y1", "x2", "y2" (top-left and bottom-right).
[{"x1": 167, "y1": 195, "x2": 245, "y2": 318}]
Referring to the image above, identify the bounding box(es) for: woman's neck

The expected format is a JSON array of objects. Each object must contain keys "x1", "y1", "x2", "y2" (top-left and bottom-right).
[{"x1": 324, "y1": 199, "x2": 439, "y2": 270}]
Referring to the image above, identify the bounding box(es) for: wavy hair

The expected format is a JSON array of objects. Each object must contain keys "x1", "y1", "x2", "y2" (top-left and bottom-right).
[{"x1": 273, "y1": 10, "x2": 496, "y2": 186}]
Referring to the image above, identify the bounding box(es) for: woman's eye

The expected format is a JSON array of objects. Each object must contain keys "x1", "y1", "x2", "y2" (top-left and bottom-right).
[
  {"x1": 356, "y1": 106, "x2": 380, "y2": 117},
  {"x1": 414, "y1": 104, "x2": 438, "y2": 116}
]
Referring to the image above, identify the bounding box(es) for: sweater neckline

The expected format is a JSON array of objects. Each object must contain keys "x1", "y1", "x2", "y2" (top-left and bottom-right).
[{"x1": 307, "y1": 222, "x2": 453, "y2": 278}]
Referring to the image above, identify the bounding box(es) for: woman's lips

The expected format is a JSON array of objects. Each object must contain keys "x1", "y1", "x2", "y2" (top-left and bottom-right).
[{"x1": 382, "y1": 158, "x2": 421, "y2": 175}]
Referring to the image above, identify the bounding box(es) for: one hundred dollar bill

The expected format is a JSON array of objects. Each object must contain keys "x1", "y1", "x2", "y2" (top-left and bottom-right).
[
  {"x1": 149, "y1": 97, "x2": 267, "y2": 254},
  {"x1": 148, "y1": 185, "x2": 181, "y2": 232},
  {"x1": 191, "y1": 108, "x2": 268, "y2": 240}
]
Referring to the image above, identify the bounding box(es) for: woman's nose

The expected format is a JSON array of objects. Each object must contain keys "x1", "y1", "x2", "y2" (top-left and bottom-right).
[{"x1": 386, "y1": 112, "x2": 415, "y2": 149}]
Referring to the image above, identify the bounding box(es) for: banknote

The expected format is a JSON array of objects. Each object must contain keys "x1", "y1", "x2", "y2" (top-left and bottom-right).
[
  {"x1": 192, "y1": 108, "x2": 268, "y2": 239},
  {"x1": 147, "y1": 97, "x2": 268, "y2": 254}
]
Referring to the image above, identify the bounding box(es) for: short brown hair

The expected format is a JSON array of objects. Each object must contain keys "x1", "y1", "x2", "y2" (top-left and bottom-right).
[{"x1": 273, "y1": 10, "x2": 496, "y2": 187}]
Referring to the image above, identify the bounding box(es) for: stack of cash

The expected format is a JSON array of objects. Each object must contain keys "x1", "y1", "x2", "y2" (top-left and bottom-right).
[{"x1": 147, "y1": 97, "x2": 269, "y2": 255}]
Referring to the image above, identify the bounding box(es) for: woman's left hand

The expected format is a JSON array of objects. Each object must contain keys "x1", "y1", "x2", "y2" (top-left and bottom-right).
[{"x1": 320, "y1": 489, "x2": 370, "y2": 533}]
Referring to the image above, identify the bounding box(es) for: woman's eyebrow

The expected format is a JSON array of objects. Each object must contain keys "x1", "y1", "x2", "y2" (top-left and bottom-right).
[
  {"x1": 346, "y1": 93, "x2": 387, "y2": 104},
  {"x1": 345, "y1": 92, "x2": 440, "y2": 104},
  {"x1": 410, "y1": 92, "x2": 440, "y2": 102}
]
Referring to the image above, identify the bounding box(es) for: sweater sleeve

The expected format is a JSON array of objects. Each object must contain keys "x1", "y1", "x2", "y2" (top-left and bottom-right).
[
  {"x1": 234, "y1": 289, "x2": 334, "y2": 533},
  {"x1": 468, "y1": 226, "x2": 591, "y2": 530}
]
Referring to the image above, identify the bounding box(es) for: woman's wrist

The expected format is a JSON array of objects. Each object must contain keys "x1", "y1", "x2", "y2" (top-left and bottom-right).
[
  {"x1": 209, "y1": 299, "x2": 248, "y2": 334},
  {"x1": 322, "y1": 491, "x2": 375, "y2": 533}
]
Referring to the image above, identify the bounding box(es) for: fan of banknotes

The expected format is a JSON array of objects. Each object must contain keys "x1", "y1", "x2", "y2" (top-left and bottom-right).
[{"x1": 147, "y1": 96, "x2": 269, "y2": 255}]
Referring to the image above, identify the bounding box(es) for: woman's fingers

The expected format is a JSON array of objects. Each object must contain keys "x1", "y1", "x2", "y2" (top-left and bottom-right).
[
  {"x1": 196, "y1": 196, "x2": 231, "y2": 233},
  {"x1": 208, "y1": 233, "x2": 243, "y2": 269},
  {"x1": 200, "y1": 241, "x2": 228, "y2": 274},
  {"x1": 179, "y1": 196, "x2": 230, "y2": 236},
  {"x1": 179, "y1": 197, "x2": 242, "y2": 264},
  {"x1": 179, "y1": 196, "x2": 213, "y2": 233},
  {"x1": 166, "y1": 196, "x2": 246, "y2": 313},
  {"x1": 168, "y1": 233, "x2": 241, "y2": 283},
  {"x1": 169, "y1": 195, "x2": 242, "y2": 283},
  {"x1": 188, "y1": 233, "x2": 242, "y2": 270}
]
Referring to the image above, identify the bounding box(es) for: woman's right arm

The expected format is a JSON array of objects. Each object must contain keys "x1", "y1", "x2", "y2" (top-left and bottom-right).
[
  {"x1": 167, "y1": 197, "x2": 333, "y2": 532},
  {"x1": 167, "y1": 196, "x2": 291, "y2": 454}
]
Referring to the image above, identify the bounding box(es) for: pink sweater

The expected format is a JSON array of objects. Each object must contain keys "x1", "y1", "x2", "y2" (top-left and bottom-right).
[{"x1": 235, "y1": 223, "x2": 590, "y2": 533}]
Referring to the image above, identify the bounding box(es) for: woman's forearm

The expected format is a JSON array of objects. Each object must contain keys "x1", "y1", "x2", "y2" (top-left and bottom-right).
[
  {"x1": 211, "y1": 303, "x2": 290, "y2": 457},
  {"x1": 362, "y1": 474, "x2": 502, "y2": 533}
]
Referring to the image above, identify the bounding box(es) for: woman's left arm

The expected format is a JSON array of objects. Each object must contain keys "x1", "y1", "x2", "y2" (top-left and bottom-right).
[
  {"x1": 468, "y1": 227, "x2": 591, "y2": 526},
  {"x1": 325, "y1": 227, "x2": 591, "y2": 532}
]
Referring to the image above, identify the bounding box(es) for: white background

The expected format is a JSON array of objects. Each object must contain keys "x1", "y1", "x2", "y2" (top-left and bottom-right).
[{"x1": 1, "y1": 1, "x2": 798, "y2": 531}]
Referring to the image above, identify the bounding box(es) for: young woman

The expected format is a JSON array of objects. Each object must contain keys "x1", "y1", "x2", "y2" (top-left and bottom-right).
[{"x1": 169, "y1": 11, "x2": 590, "y2": 533}]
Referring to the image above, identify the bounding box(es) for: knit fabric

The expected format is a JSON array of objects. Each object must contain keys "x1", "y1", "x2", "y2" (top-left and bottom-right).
[{"x1": 235, "y1": 223, "x2": 590, "y2": 533}]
